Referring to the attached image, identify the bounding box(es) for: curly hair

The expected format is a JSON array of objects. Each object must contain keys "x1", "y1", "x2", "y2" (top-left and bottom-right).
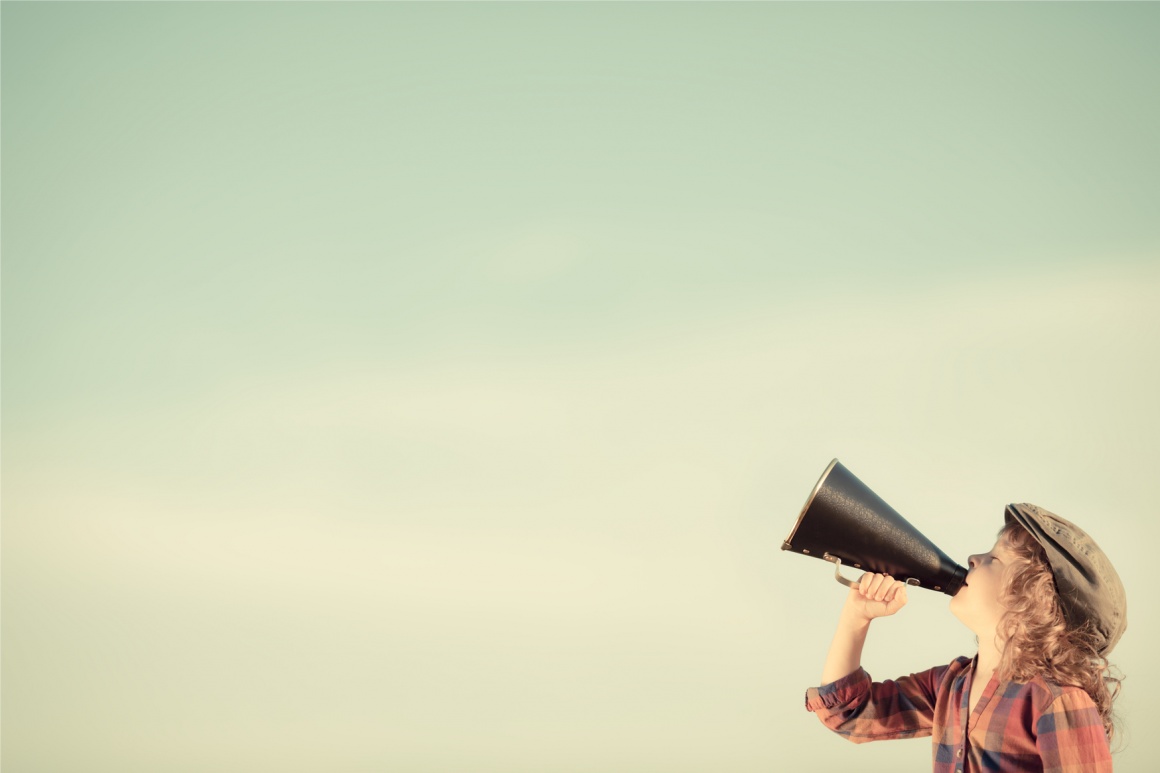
[{"x1": 993, "y1": 520, "x2": 1123, "y2": 743}]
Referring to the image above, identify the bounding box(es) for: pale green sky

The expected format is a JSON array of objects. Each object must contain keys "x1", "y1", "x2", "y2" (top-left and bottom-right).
[{"x1": 3, "y1": 3, "x2": 1159, "y2": 772}]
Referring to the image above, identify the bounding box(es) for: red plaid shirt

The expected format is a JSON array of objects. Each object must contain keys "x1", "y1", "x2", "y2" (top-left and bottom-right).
[{"x1": 805, "y1": 655, "x2": 1112, "y2": 772}]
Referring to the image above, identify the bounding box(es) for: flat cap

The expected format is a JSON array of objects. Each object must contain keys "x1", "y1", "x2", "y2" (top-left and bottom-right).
[{"x1": 1005, "y1": 503, "x2": 1127, "y2": 656}]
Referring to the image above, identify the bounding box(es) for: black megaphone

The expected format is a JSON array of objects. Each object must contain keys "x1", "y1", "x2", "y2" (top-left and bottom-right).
[{"x1": 781, "y1": 459, "x2": 967, "y2": 596}]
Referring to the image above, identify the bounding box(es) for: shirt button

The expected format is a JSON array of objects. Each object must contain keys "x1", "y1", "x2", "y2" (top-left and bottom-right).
[{"x1": 957, "y1": 749, "x2": 963, "y2": 757}]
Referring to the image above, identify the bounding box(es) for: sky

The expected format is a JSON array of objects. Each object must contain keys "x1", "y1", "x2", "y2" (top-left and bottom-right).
[{"x1": 3, "y1": 3, "x2": 1159, "y2": 772}]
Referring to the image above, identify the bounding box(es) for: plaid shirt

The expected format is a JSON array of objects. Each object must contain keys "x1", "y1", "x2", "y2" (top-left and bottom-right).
[{"x1": 805, "y1": 655, "x2": 1112, "y2": 772}]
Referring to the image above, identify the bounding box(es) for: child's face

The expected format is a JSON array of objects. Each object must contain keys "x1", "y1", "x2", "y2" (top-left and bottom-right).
[{"x1": 949, "y1": 535, "x2": 1017, "y2": 635}]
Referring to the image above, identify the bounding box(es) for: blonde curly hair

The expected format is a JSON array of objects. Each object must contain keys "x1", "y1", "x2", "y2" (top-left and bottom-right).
[{"x1": 994, "y1": 520, "x2": 1123, "y2": 743}]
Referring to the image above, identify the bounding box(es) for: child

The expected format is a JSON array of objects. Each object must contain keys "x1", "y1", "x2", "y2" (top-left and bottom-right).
[{"x1": 805, "y1": 503, "x2": 1126, "y2": 773}]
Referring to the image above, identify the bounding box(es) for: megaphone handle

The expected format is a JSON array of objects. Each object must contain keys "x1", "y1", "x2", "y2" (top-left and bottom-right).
[
  {"x1": 824, "y1": 553, "x2": 860, "y2": 588},
  {"x1": 825, "y1": 553, "x2": 924, "y2": 591}
]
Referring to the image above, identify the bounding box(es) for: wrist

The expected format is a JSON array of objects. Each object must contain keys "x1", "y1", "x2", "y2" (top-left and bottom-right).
[{"x1": 838, "y1": 609, "x2": 873, "y2": 632}]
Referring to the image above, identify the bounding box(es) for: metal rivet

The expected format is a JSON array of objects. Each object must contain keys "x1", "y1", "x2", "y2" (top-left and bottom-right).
[
  {"x1": 854, "y1": 563, "x2": 861, "y2": 568},
  {"x1": 803, "y1": 549, "x2": 810, "y2": 554},
  {"x1": 934, "y1": 586, "x2": 941, "y2": 591}
]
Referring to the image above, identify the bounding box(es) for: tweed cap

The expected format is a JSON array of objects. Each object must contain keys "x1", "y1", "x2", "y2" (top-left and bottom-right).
[{"x1": 1004, "y1": 503, "x2": 1127, "y2": 656}]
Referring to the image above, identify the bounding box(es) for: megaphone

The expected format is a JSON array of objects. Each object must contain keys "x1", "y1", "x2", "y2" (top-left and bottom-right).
[{"x1": 782, "y1": 459, "x2": 967, "y2": 596}]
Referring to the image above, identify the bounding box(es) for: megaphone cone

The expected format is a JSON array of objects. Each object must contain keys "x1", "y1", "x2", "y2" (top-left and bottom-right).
[{"x1": 782, "y1": 459, "x2": 966, "y2": 596}]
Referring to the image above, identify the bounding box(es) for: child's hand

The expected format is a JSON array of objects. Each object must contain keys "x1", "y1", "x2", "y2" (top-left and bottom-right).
[{"x1": 842, "y1": 572, "x2": 909, "y2": 622}]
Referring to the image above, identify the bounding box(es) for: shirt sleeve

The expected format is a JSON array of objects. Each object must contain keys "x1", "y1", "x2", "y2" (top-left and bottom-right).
[
  {"x1": 804, "y1": 663, "x2": 948, "y2": 743},
  {"x1": 1034, "y1": 689, "x2": 1113, "y2": 773}
]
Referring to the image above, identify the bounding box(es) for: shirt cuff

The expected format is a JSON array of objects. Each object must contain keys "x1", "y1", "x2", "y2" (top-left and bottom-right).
[{"x1": 805, "y1": 666, "x2": 871, "y2": 712}]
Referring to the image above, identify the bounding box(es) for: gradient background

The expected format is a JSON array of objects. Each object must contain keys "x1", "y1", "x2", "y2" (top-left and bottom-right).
[{"x1": 3, "y1": 3, "x2": 1158, "y2": 772}]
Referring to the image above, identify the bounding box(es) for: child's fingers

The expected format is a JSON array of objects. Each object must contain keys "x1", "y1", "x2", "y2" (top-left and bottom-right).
[
  {"x1": 874, "y1": 574, "x2": 894, "y2": 600},
  {"x1": 856, "y1": 572, "x2": 891, "y2": 600}
]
